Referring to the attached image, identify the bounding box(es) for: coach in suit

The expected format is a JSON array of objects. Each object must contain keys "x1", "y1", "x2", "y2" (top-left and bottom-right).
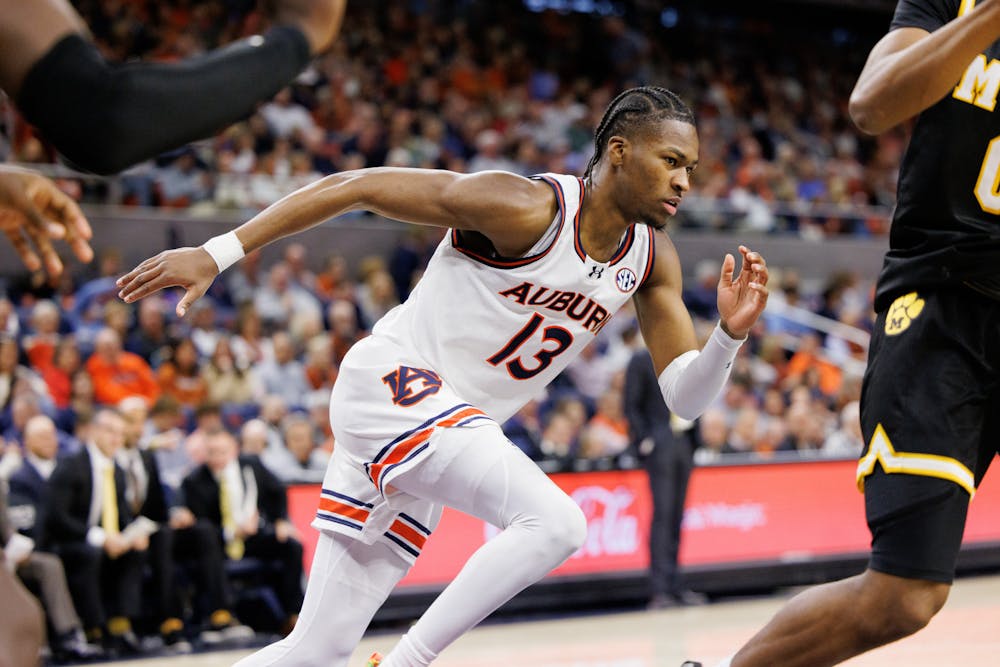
[
  {"x1": 624, "y1": 347, "x2": 703, "y2": 609},
  {"x1": 181, "y1": 429, "x2": 304, "y2": 633},
  {"x1": 44, "y1": 408, "x2": 147, "y2": 654},
  {"x1": 117, "y1": 397, "x2": 250, "y2": 647}
]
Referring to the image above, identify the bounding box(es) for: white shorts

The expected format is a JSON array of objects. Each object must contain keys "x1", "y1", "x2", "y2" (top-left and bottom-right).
[{"x1": 311, "y1": 334, "x2": 499, "y2": 564}]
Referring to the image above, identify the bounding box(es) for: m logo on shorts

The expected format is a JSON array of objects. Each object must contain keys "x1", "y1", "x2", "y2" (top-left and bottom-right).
[
  {"x1": 382, "y1": 366, "x2": 443, "y2": 406},
  {"x1": 885, "y1": 292, "x2": 925, "y2": 336}
]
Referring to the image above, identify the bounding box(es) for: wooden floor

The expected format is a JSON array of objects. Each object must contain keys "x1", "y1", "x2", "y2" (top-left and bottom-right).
[{"x1": 112, "y1": 573, "x2": 1000, "y2": 667}]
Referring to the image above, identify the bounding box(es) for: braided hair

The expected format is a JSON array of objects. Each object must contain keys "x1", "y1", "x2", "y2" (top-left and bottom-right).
[{"x1": 583, "y1": 86, "x2": 695, "y2": 180}]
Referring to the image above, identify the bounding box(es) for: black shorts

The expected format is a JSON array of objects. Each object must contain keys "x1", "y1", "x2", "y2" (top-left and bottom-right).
[{"x1": 859, "y1": 287, "x2": 1000, "y2": 583}]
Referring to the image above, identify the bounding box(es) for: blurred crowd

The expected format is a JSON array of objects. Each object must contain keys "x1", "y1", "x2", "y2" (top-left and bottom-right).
[{"x1": 0, "y1": 0, "x2": 903, "y2": 237}]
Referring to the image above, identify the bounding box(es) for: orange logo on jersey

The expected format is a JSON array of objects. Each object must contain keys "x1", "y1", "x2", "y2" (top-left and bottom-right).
[
  {"x1": 382, "y1": 366, "x2": 443, "y2": 406},
  {"x1": 885, "y1": 292, "x2": 925, "y2": 336}
]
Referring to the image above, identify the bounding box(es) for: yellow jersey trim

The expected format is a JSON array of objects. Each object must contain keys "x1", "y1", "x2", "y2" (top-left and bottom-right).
[
  {"x1": 856, "y1": 424, "x2": 976, "y2": 497},
  {"x1": 959, "y1": 0, "x2": 976, "y2": 17}
]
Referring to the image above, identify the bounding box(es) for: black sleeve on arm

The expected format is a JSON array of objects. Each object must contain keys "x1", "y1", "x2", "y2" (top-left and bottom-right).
[
  {"x1": 15, "y1": 27, "x2": 311, "y2": 175},
  {"x1": 891, "y1": 0, "x2": 960, "y2": 32}
]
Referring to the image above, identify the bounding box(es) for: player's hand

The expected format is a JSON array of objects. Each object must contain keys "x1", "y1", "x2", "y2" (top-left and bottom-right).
[
  {"x1": 717, "y1": 245, "x2": 769, "y2": 339},
  {"x1": 117, "y1": 247, "x2": 218, "y2": 317},
  {"x1": 0, "y1": 166, "x2": 94, "y2": 278}
]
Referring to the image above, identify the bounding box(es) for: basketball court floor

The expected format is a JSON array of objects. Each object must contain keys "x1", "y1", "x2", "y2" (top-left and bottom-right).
[{"x1": 110, "y1": 573, "x2": 1000, "y2": 666}]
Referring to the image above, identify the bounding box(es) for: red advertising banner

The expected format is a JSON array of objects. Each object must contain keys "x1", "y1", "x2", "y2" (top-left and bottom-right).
[{"x1": 286, "y1": 459, "x2": 1000, "y2": 589}]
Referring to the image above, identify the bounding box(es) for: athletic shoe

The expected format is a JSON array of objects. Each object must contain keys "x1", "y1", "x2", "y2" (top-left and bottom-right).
[
  {"x1": 680, "y1": 662, "x2": 703, "y2": 666},
  {"x1": 366, "y1": 652, "x2": 383, "y2": 666}
]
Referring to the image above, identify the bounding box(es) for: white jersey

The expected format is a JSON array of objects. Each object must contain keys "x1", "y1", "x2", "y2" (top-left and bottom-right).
[{"x1": 372, "y1": 172, "x2": 656, "y2": 423}]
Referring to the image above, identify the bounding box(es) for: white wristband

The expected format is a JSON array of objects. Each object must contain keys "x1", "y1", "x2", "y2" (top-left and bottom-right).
[{"x1": 202, "y1": 231, "x2": 245, "y2": 273}]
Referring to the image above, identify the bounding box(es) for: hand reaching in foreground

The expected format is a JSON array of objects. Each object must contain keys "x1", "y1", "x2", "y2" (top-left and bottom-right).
[
  {"x1": 0, "y1": 166, "x2": 93, "y2": 278},
  {"x1": 717, "y1": 245, "x2": 769, "y2": 339},
  {"x1": 117, "y1": 246, "x2": 219, "y2": 316}
]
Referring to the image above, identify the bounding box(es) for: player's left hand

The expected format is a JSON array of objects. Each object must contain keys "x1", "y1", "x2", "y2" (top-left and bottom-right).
[
  {"x1": 0, "y1": 166, "x2": 94, "y2": 278},
  {"x1": 717, "y1": 245, "x2": 769, "y2": 339}
]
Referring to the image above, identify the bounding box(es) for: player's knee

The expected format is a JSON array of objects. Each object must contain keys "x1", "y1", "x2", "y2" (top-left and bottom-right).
[
  {"x1": 860, "y1": 578, "x2": 949, "y2": 645},
  {"x1": 541, "y1": 496, "x2": 587, "y2": 559}
]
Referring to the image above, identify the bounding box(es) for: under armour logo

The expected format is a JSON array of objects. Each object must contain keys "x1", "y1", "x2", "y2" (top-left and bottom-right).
[{"x1": 588, "y1": 265, "x2": 604, "y2": 279}]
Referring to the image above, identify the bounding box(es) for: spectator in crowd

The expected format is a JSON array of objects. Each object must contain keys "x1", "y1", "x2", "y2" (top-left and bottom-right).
[
  {"x1": 261, "y1": 414, "x2": 328, "y2": 484},
  {"x1": 231, "y1": 302, "x2": 273, "y2": 368},
  {"x1": 141, "y1": 397, "x2": 188, "y2": 491},
  {"x1": 315, "y1": 255, "x2": 353, "y2": 304},
  {"x1": 778, "y1": 402, "x2": 829, "y2": 455},
  {"x1": 695, "y1": 408, "x2": 736, "y2": 465},
  {"x1": 503, "y1": 398, "x2": 544, "y2": 460},
  {"x1": 183, "y1": 403, "x2": 225, "y2": 474},
  {"x1": 202, "y1": 338, "x2": 255, "y2": 407},
  {"x1": 188, "y1": 301, "x2": 223, "y2": 359},
  {"x1": 1, "y1": 480, "x2": 100, "y2": 662},
  {"x1": 0, "y1": 335, "x2": 51, "y2": 414},
  {"x1": 125, "y1": 296, "x2": 174, "y2": 367},
  {"x1": 239, "y1": 419, "x2": 271, "y2": 459},
  {"x1": 181, "y1": 430, "x2": 304, "y2": 635},
  {"x1": 157, "y1": 337, "x2": 209, "y2": 409},
  {"x1": 823, "y1": 400, "x2": 864, "y2": 458},
  {"x1": 254, "y1": 262, "x2": 321, "y2": 329},
  {"x1": 156, "y1": 151, "x2": 211, "y2": 208},
  {"x1": 354, "y1": 267, "x2": 400, "y2": 329},
  {"x1": 44, "y1": 409, "x2": 147, "y2": 656},
  {"x1": 327, "y1": 298, "x2": 364, "y2": 366},
  {"x1": 23, "y1": 299, "x2": 62, "y2": 371},
  {"x1": 40, "y1": 338, "x2": 81, "y2": 412},
  {"x1": 85, "y1": 328, "x2": 159, "y2": 406},
  {"x1": 254, "y1": 332, "x2": 310, "y2": 409},
  {"x1": 578, "y1": 388, "x2": 630, "y2": 460},
  {"x1": 625, "y1": 346, "x2": 703, "y2": 609},
  {"x1": 303, "y1": 334, "x2": 336, "y2": 392},
  {"x1": 7, "y1": 415, "x2": 60, "y2": 540}
]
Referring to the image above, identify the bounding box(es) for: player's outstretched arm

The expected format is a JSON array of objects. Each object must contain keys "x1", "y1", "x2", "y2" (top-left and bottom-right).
[
  {"x1": 634, "y1": 236, "x2": 768, "y2": 420},
  {"x1": 117, "y1": 168, "x2": 555, "y2": 316},
  {"x1": 0, "y1": 165, "x2": 94, "y2": 278},
  {"x1": 849, "y1": 0, "x2": 1000, "y2": 134}
]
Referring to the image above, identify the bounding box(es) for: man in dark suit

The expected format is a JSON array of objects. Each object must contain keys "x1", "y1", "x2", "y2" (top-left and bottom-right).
[
  {"x1": 624, "y1": 346, "x2": 704, "y2": 609},
  {"x1": 2, "y1": 478, "x2": 100, "y2": 662},
  {"x1": 43, "y1": 408, "x2": 147, "y2": 656},
  {"x1": 117, "y1": 396, "x2": 252, "y2": 649},
  {"x1": 7, "y1": 415, "x2": 59, "y2": 541},
  {"x1": 182, "y1": 429, "x2": 304, "y2": 634}
]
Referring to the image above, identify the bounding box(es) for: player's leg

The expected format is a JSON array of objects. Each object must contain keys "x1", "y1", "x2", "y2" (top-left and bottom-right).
[
  {"x1": 379, "y1": 423, "x2": 588, "y2": 667},
  {"x1": 724, "y1": 289, "x2": 991, "y2": 667},
  {"x1": 5, "y1": 0, "x2": 345, "y2": 175},
  {"x1": 234, "y1": 530, "x2": 412, "y2": 667}
]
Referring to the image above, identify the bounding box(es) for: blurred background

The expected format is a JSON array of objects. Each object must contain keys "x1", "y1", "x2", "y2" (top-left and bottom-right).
[{"x1": 2, "y1": 0, "x2": 998, "y2": 662}]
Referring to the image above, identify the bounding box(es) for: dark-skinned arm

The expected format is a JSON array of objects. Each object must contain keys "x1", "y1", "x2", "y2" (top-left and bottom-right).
[{"x1": 850, "y1": 0, "x2": 1000, "y2": 134}]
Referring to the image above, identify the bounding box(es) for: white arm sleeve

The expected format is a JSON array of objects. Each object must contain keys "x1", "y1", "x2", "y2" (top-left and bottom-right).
[{"x1": 657, "y1": 322, "x2": 745, "y2": 421}]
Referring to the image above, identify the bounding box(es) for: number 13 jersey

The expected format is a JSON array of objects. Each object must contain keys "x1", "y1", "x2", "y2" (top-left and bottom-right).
[{"x1": 371, "y1": 172, "x2": 656, "y2": 424}]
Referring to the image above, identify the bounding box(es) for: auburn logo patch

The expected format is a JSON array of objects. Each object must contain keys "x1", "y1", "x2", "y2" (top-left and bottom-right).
[
  {"x1": 885, "y1": 292, "x2": 925, "y2": 336},
  {"x1": 382, "y1": 366, "x2": 443, "y2": 406}
]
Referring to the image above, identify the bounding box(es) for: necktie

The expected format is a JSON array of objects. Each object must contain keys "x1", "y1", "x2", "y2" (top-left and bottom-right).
[
  {"x1": 126, "y1": 455, "x2": 143, "y2": 516},
  {"x1": 219, "y1": 474, "x2": 244, "y2": 560},
  {"x1": 101, "y1": 464, "x2": 119, "y2": 535}
]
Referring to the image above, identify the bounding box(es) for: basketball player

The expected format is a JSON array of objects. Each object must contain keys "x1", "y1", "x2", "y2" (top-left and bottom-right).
[
  {"x1": 701, "y1": 1, "x2": 1000, "y2": 666},
  {"x1": 0, "y1": 0, "x2": 345, "y2": 175},
  {"x1": 117, "y1": 87, "x2": 770, "y2": 667}
]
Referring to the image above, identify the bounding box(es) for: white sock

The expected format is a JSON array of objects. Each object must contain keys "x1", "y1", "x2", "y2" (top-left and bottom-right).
[{"x1": 381, "y1": 633, "x2": 437, "y2": 667}]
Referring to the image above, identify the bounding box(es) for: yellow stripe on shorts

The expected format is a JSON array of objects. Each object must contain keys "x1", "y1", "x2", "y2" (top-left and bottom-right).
[{"x1": 856, "y1": 423, "x2": 976, "y2": 497}]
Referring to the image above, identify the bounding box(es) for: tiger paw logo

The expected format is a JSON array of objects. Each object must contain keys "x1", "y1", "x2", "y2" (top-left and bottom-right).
[{"x1": 885, "y1": 292, "x2": 925, "y2": 336}]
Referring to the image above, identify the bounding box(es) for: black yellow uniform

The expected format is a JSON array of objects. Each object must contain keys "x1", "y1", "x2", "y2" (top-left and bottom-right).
[{"x1": 860, "y1": 0, "x2": 1000, "y2": 582}]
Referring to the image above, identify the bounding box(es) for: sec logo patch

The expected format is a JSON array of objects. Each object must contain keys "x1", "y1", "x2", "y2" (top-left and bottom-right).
[
  {"x1": 616, "y1": 267, "x2": 637, "y2": 292},
  {"x1": 885, "y1": 292, "x2": 925, "y2": 336}
]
